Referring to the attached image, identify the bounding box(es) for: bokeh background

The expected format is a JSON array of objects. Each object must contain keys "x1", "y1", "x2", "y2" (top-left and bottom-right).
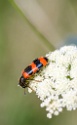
[{"x1": 0, "y1": 0, "x2": 77, "y2": 125}]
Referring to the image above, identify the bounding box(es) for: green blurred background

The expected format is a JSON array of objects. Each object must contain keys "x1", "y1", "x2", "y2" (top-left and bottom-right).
[{"x1": 0, "y1": 0, "x2": 77, "y2": 125}]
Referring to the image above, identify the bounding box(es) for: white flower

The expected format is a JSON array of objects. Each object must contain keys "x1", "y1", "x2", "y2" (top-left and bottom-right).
[{"x1": 28, "y1": 45, "x2": 77, "y2": 118}]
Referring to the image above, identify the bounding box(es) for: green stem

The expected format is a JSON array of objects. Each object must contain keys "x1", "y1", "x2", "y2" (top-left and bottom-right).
[{"x1": 9, "y1": 0, "x2": 55, "y2": 51}]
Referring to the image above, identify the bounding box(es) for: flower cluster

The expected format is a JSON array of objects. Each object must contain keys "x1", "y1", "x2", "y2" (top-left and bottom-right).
[{"x1": 28, "y1": 46, "x2": 77, "y2": 118}]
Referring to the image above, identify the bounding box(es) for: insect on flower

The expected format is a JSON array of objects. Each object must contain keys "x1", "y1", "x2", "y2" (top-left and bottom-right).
[
  {"x1": 18, "y1": 46, "x2": 77, "y2": 118},
  {"x1": 18, "y1": 57, "x2": 48, "y2": 91}
]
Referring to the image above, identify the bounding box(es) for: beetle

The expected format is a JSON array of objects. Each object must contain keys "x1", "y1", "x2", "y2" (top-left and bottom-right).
[{"x1": 18, "y1": 57, "x2": 48, "y2": 89}]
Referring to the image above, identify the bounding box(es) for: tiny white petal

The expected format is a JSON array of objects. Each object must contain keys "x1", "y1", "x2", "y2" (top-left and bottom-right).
[
  {"x1": 47, "y1": 113, "x2": 52, "y2": 118},
  {"x1": 54, "y1": 111, "x2": 59, "y2": 115},
  {"x1": 28, "y1": 88, "x2": 32, "y2": 93}
]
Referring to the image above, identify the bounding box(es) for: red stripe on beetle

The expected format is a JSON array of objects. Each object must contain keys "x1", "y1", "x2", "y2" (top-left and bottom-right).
[
  {"x1": 22, "y1": 71, "x2": 30, "y2": 78},
  {"x1": 38, "y1": 57, "x2": 48, "y2": 66},
  {"x1": 30, "y1": 62, "x2": 38, "y2": 73}
]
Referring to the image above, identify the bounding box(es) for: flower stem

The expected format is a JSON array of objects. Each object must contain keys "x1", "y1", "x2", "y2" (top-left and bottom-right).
[{"x1": 9, "y1": 0, "x2": 55, "y2": 51}]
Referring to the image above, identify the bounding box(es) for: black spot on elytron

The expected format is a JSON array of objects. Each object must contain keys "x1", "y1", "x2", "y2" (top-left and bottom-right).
[
  {"x1": 24, "y1": 66, "x2": 33, "y2": 75},
  {"x1": 44, "y1": 57, "x2": 48, "y2": 62},
  {"x1": 33, "y1": 58, "x2": 43, "y2": 69}
]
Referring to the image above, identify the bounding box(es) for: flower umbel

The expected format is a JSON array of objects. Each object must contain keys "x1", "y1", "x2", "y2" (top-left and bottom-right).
[{"x1": 28, "y1": 46, "x2": 77, "y2": 118}]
